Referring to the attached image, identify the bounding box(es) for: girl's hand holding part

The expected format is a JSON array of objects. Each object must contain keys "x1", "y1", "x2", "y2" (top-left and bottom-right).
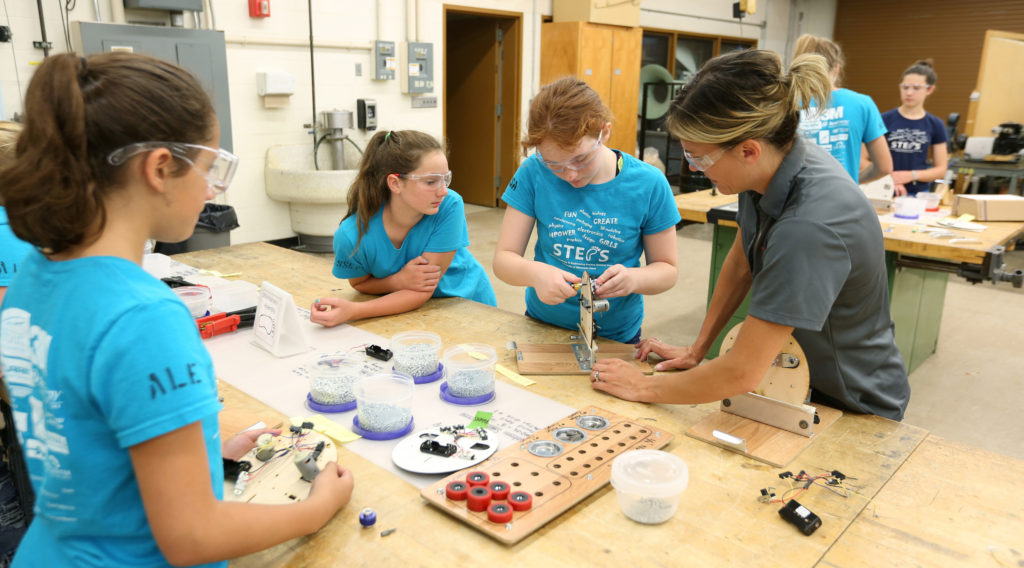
[
  {"x1": 310, "y1": 297, "x2": 358, "y2": 327},
  {"x1": 533, "y1": 266, "x2": 581, "y2": 305},
  {"x1": 593, "y1": 264, "x2": 635, "y2": 299}
]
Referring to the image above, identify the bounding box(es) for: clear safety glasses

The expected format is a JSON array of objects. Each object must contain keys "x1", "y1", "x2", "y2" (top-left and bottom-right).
[
  {"x1": 399, "y1": 171, "x2": 453, "y2": 188},
  {"x1": 682, "y1": 146, "x2": 728, "y2": 172},
  {"x1": 107, "y1": 142, "x2": 239, "y2": 193},
  {"x1": 538, "y1": 131, "x2": 604, "y2": 173}
]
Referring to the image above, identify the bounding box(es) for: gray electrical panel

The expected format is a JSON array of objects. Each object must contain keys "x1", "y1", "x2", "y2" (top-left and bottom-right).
[
  {"x1": 73, "y1": 22, "x2": 233, "y2": 152},
  {"x1": 400, "y1": 42, "x2": 434, "y2": 94},
  {"x1": 124, "y1": 0, "x2": 204, "y2": 10},
  {"x1": 373, "y1": 40, "x2": 396, "y2": 81}
]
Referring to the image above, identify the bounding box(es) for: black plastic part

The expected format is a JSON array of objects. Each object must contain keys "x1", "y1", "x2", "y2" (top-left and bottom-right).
[
  {"x1": 779, "y1": 500, "x2": 821, "y2": 535},
  {"x1": 222, "y1": 458, "x2": 252, "y2": 481},
  {"x1": 420, "y1": 439, "x2": 457, "y2": 457},
  {"x1": 161, "y1": 276, "x2": 197, "y2": 288},
  {"x1": 366, "y1": 344, "x2": 393, "y2": 361}
]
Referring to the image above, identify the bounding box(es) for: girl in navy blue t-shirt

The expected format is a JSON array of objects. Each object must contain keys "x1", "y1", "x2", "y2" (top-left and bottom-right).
[{"x1": 881, "y1": 60, "x2": 949, "y2": 196}]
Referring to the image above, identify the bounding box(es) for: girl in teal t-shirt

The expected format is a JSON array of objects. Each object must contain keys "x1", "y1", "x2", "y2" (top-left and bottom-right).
[{"x1": 311, "y1": 130, "x2": 496, "y2": 328}]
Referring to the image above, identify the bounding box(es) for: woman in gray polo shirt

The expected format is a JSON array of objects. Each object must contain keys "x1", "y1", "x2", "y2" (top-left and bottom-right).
[{"x1": 590, "y1": 49, "x2": 909, "y2": 420}]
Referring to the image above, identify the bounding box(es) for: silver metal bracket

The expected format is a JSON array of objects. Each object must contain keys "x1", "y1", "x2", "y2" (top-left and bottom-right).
[
  {"x1": 721, "y1": 392, "x2": 817, "y2": 437},
  {"x1": 571, "y1": 339, "x2": 595, "y2": 371}
]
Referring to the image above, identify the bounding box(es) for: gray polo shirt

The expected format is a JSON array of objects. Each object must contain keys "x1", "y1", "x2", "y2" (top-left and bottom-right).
[{"x1": 737, "y1": 137, "x2": 910, "y2": 420}]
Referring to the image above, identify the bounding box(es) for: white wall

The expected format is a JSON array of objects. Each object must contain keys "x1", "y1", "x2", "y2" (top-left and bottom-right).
[{"x1": 0, "y1": 0, "x2": 835, "y2": 245}]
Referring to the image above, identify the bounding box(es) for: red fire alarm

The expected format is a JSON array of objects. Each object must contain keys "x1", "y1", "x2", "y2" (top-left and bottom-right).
[{"x1": 249, "y1": 0, "x2": 270, "y2": 18}]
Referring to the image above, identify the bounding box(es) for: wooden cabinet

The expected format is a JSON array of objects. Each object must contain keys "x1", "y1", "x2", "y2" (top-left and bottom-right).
[{"x1": 541, "y1": 21, "x2": 642, "y2": 154}]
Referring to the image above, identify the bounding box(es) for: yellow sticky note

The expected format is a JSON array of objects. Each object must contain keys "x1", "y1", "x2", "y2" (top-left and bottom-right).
[
  {"x1": 956, "y1": 213, "x2": 975, "y2": 223},
  {"x1": 290, "y1": 414, "x2": 361, "y2": 443},
  {"x1": 496, "y1": 363, "x2": 535, "y2": 386}
]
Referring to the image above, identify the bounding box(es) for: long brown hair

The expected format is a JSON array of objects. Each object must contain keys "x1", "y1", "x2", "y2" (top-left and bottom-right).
[
  {"x1": 666, "y1": 49, "x2": 831, "y2": 150},
  {"x1": 344, "y1": 130, "x2": 444, "y2": 252},
  {"x1": 521, "y1": 77, "x2": 612, "y2": 154},
  {"x1": 0, "y1": 52, "x2": 214, "y2": 254},
  {"x1": 793, "y1": 34, "x2": 845, "y2": 85}
]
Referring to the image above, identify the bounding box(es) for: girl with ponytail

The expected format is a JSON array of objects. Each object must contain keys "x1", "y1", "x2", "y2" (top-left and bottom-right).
[
  {"x1": 310, "y1": 129, "x2": 496, "y2": 327},
  {"x1": 0, "y1": 52, "x2": 352, "y2": 566},
  {"x1": 590, "y1": 49, "x2": 910, "y2": 422}
]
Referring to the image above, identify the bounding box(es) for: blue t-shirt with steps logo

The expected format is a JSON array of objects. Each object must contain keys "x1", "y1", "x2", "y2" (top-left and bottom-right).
[{"x1": 500, "y1": 151, "x2": 680, "y2": 343}]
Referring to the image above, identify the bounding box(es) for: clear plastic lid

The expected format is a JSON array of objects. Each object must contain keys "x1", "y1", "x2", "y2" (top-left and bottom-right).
[{"x1": 611, "y1": 449, "x2": 689, "y2": 497}]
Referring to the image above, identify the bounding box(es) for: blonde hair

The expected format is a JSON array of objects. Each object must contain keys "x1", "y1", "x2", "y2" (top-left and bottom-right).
[
  {"x1": 666, "y1": 49, "x2": 832, "y2": 149},
  {"x1": 521, "y1": 77, "x2": 612, "y2": 154},
  {"x1": 793, "y1": 34, "x2": 844, "y2": 85}
]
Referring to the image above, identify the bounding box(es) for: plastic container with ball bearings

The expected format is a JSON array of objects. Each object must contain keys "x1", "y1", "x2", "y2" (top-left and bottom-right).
[
  {"x1": 352, "y1": 371, "x2": 415, "y2": 440},
  {"x1": 440, "y1": 343, "x2": 497, "y2": 405},
  {"x1": 390, "y1": 331, "x2": 443, "y2": 383},
  {"x1": 610, "y1": 449, "x2": 689, "y2": 524},
  {"x1": 306, "y1": 353, "x2": 362, "y2": 412},
  {"x1": 173, "y1": 286, "x2": 211, "y2": 318}
]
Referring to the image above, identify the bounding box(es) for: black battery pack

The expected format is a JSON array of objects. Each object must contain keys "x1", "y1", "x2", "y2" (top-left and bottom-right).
[
  {"x1": 779, "y1": 499, "x2": 821, "y2": 535},
  {"x1": 366, "y1": 344, "x2": 393, "y2": 361}
]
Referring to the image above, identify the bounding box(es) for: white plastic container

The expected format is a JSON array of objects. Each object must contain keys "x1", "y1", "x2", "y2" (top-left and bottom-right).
[
  {"x1": 308, "y1": 353, "x2": 362, "y2": 407},
  {"x1": 391, "y1": 331, "x2": 442, "y2": 378},
  {"x1": 893, "y1": 196, "x2": 925, "y2": 219},
  {"x1": 355, "y1": 372, "x2": 414, "y2": 432},
  {"x1": 173, "y1": 286, "x2": 211, "y2": 318},
  {"x1": 443, "y1": 343, "x2": 497, "y2": 398},
  {"x1": 610, "y1": 449, "x2": 689, "y2": 524},
  {"x1": 916, "y1": 191, "x2": 941, "y2": 212}
]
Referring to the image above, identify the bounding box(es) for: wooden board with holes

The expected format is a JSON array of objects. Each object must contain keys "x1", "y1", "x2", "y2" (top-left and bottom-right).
[
  {"x1": 513, "y1": 342, "x2": 653, "y2": 375},
  {"x1": 420, "y1": 406, "x2": 673, "y2": 544},
  {"x1": 227, "y1": 428, "x2": 337, "y2": 505},
  {"x1": 685, "y1": 404, "x2": 842, "y2": 467}
]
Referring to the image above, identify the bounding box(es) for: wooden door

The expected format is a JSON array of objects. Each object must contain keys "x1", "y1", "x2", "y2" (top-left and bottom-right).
[
  {"x1": 446, "y1": 18, "x2": 499, "y2": 206},
  {"x1": 608, "y1": 27, "x2": 642, "y2": 154}
]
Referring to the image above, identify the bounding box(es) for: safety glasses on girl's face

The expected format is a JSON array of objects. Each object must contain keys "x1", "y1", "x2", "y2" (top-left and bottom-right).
[
  {"x1": 682, "y1": 146, "x2": 728, "y2": 172},
  {"x1": 107, "y1": 142, "x2": 239, "y2": 193},
  {"x1": 398, "y1": 171, "x2": 453, "y2": 188},
  {"x1": 537, "y1": 131, "x2": 604, "y2": 173}
]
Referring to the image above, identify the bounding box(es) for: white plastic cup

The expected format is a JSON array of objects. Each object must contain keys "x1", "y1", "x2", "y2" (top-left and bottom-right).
[
  {"x1": 443, "y1": 343, "x2": 497, "y2": 398},
  {"x1": 355, "y1": 372, "x2": 414, "y2": 432},
  {"x1": 610, "y1": 449, "x2": 689, "y2": 524},
  {"x1": 308, "y1": 353, "x2": 361, "y2": 406},
  {"x1": 916, "y1": 191, "x2": 941, "y2": 212},
  {"x1": 391, "y1": 331, "x2": 442, "y2": 378},
  {"x1": 894, "y1": 196, "x2": 925, "y2": 219},
  {"x1": 173, "y1": 285, "x2": 211, "y2": 318}
]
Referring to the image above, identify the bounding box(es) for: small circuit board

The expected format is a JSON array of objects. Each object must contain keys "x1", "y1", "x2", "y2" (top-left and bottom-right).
[
  {"x1": 227, "y1": 424, "x2": 337, "y2": 505},
  {"x1": 420, "y1": 407, "x2": 673, "y2": 544},
  {"x1": 392, "y1": 424, "x2": 499, "y2": 475}
]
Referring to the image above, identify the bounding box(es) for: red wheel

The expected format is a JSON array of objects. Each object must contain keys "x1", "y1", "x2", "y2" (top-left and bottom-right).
[
  {"x1": 489, "y1": 481, "x2": 510, "y2": 501},
  {"x1": 487, "y1": 502, "x2": 514, "y2": 524},
  {"x1": 467, "y1": 486, "x2": 491, "y2": 512},
  {"x1": 466, "y1": 471, "x2": 490, "y2": 487},
  {"x1": 445, "y1": 480, "x2": 468, "y2": 501},
  {"x1": 509, "y1": 491, "x2": 533, "y2": 511}
]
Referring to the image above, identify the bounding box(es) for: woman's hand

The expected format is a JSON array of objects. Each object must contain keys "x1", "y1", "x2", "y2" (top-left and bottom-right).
[
  {"x1": 221, "y1": 428, "x2": 281, "y2": 461},
  {"x1": 393, "y1": 256, "x2": 441, "y2": 292},
  {"x1": 588, "y1": 358, "x2": 649, "y2": 402},
  {"x1": 310, "y1": 297, "x2": 358, "y2": 327},
  {"x1": 635, "y1": 337, "x2": 704, "y2": 371},
  {"x1": 533, "y1": 266, "x2": 581, "y2": 305},
  {"x1": 594, "y1": 264, "x2": 635, "y2": 298}
]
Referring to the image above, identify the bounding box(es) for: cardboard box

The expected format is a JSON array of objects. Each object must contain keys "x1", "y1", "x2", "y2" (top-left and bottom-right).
[
  {"x1": 553, "y1": 0, "x2": 641, "y2": 28},
  {"x1": 953, "y1": 194, "x2": 1024, "y2": 221}
]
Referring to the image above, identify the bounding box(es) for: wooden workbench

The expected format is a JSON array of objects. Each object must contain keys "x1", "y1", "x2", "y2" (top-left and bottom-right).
[
  {"x1": 168, "y1": 242, "x2": 1019, "y2": 568},
  {"x1": 676, "y1": 189, "x2": 1024, "y2": 371}
]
